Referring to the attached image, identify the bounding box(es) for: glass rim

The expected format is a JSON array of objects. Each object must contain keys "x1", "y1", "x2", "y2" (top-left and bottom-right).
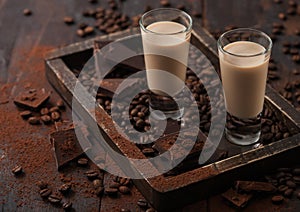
[
  {"x1": 139, "y1": 8, "x2": 193, "y2": 35},
  {"x1": 217, "y1": 28, "x2": 273, "y2": 58}
]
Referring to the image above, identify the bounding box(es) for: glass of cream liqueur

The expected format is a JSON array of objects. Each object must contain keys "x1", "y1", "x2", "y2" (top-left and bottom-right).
[
  {"x1": 139, "y1": 8, "x2": 192, "y2": 120},
  {"x1": 218, "y1": 28, "x2": 272, "y2": 145}
]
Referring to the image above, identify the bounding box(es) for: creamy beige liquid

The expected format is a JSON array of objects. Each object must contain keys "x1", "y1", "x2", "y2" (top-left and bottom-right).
[
  {"x1": 219, "y1": 41, "x2": 269, "y2": 118},
  {"x1": 141, "y1": 21, "x2": 190, "y2": 96}
]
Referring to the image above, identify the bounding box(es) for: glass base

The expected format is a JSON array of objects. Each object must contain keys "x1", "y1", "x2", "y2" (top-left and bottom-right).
[{"x1": 225, "y1": 113, "x2": 261, "y2": 146}]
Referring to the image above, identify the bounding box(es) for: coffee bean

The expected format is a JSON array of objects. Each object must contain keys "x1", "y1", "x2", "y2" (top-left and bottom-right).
[
  {"x1": 78, "y1": 23, "x2": 88, "y2": 30},
  {"x1": 146, "y1": 209, "x2": 156, "y2": 212},
  {"x1": 40, "y1": 188, "x2": 52, "y2": 198},
  {"x1": 284, "y1": 188, "x2": 294, "y2": 198},
  {"x1": 192, "y1": 10, "x2": 202, "y2": 18},
  {"x1": 48, "y1": 194, "x2": 62, "y2": 204},
  {"x1": 77, "y1": 29, "x2": 85, "y2": 37},
  {"x1": 120, "y1": 209, "x2": 131, "y2": 212},
  {"x1": 41, "y1": 115, "x2": 51, "y2": 124},
  {"x1": 40, "y1": 108, "x2": 49, "y2": 115},
  {"x1": 290, "y1": 49, "x2": 299, "y2": 55},
  {"x1": 88, "y1": 0, "x2": 98, "y2": 4},
  {"x1": 119, "y1": 186, "x2": 130, "y2": 194},
  {"x1": 119, "y1": 178, "x2": 130, "y2": 186},
  {"x1": 142, "y1": 148, "x2": 155, "y2": 156},
  {"x1": 272, "y1": 22, "x2": 284, "y2": 29},
  {"x1": 104, "y1": 187, "x2": 118, "y2": 196},
  {"x1": 59, "y1": 183, "x2": 71, "y2": 194},
  {"x1": 49, "y1": 106, "x2": 59, "y2": 113},
  {"x1": 56, "y1": 99, "x2": 65, "y2": 109},
  {"x1": 287, "y1": 8, "x2": 296, "y2": 15},
  {"x1": 84, "y1": 170, "x2": 99, "y2": 180},
  {"x1": 95, "y1": 186, "x2": 104, "y2": 196},
  {"x1": 286, "y1": 180, "x2": 296, "y2": 188},
  {"x1": 295, "y1": 29, "x2": 300, "y2": 36},
  {"x1": 271, "y1": 195, "x2": 284, "y2": 204},
  {"x1": 272, "y1": 28, "x2": 281, "y2": 35},
  {"x1": 109, "y1": 182, "x2": 120, "y2": 188},
  {"x1": 84, "y1": 26, "x2": 94, "y2": 35},
  {"x1": 278, "y1": 13, "x2": 286, "y2": 20},
  {"x1": 77, "y1": 158, "x2": 89, "y2": 166},
  {"x1": 288, "y1": 0, "x2": 297, "y2": 7},
  {"x1": 268, "y1": 63, "x2": 277, "y2": 70},
  {"x1": 93, "y1": 179, "x2": 102, "y2": 188},
  {"x1": 51, "y1": 111, "x2": 61, "y2": 121},
  {"x1": 297, "y1": 192, "x2": 300, "y2": 200},
  {"x1": 28, "y1": 116, "x2": 40, "y2": 125},
  {"x1": 137, "y1": 199, "x2": 148, "y2": 208},
  {"x1": 278, "y1": 185, "x2": 289, "y2": 193},
  {"x1": 273, "y1": 0, "x2": 282, "y2": 3},
  {"x1": 20, "y1": 110, "x2": 32, "y2": 119},
  {"x1": 12, "y1": 165, "x2": 23, "y2": 175},
  {"x1": 292, "y1": 54, "x2": 300, "y2": 63},
  {"x1": 36, "y1": 181, "x2": 48, "y2": 190},
  {"x1": 136, "y1": 119, "x2": 145, "y2": 129},
  {"x1": 292, "y1": 168, "x2": 300, "y2": 175},
  {"x1": 62, "y1": 201, "x2": 72, "y2": 210},
  {"x1": 23, "y1": 9, "x2": 32, "y2": 16},
  {"x1": 64, "y1": 16, "x2": 74, "y2": 25},
  {"x1": 160, "y1": 0, "x2": 170, "y2": 7}
]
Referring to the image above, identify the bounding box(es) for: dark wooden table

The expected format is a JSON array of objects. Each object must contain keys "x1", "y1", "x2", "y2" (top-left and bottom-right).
[{"x1": 0, "y1": 0, "x2": 299, "y2": 211}]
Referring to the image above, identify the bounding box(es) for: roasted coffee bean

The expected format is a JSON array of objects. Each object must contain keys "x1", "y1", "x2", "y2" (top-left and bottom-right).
[
  {"x1": 119, "y1": 186, "x2": 130, "y2": 194},
  {"x1": 84, "y1": 170, "x2": 99, "y2": 179},
  {"x1": 293, "y1": 41, "x2": 300, "y2": 48},
  {"x1": 288, "y1": 0, "x2": 297, "y2": 7},
  {"x1": 36, "y1": 181, "x2": 48, "y2": 190},
  {"x1": 77, "y1": 29, "x2": 85, "y2": 37},
  {"x1": 93, "y1": 179, "x2": 102, "y2": 188},
  {"x1": 12, "y1": 165, "x2": 23, "y2": 175},
  {"x1": 137, "y1": 199, "x2": 148, "y2": 208},
  {"x1": 62, "y1": 201, "x2": 72, "y2": 210},
  {"x1": 40, "y1": 188, "x2": 52, "y2": 198},
  {"x1": 28, "y1": 116, "x2": 40, "y2": 125},
  {"x1": 276, "y1": 172, "x2": 286, "y2": 179},
  {"x1": 59, "y1": 183, "x2": 71, "y2": 194},
  {"x1": 120, "y1": 209, "x2": 131, "y2": 212},
  {"x1": 23, "y1": 8, "x2": 32, "y2": 16},
  {"x1": 64, "y1": 16, "x2": 74, "y2": 25},
  {"x1": 40, "y1": 108, "x2": 49, "y2": 115},
  {"x1": 119, "y1": 178, "x2": 131, "y2": 186},
  {"x1": 286, "y1": 180, "x2": 296, "y2": 188},
  {"x1": 272, "y1": 28, "x2": 281, "y2": 35},
  {"x1": 292, "y1": 168, "x2": 300, "y2": 175},
  {"x1": 273, "y1": 0, "x2": 282, "y2": 3},
  {"x1": 268, "y1": 63, "x2": 277, "y2": 70},
  {"x1": 20, "y1": 110, "x2": 32, "y2": 119},
  {"x1": 135, "y1": 119, "x2": 145, "y2": 129},
  {"x1": 56, "y1": 99, "x2": 65, "y2": 109},
  {"x1": 160, "y1": 0, "x2": 170, "y2": 7},
  {"x1": 77, "y1": 158, "x2": 89, "y2": 166},
  {"x1": 272, "y1": 22, "x2": 284, "y2": 29},
  {"x1": 290, "y1": 48, "x2": 299, "y2": 55},
  {"x1": 271, "y1": 195, "x2": 284, "y2": 204},
  {"x1": 295, "y1": 29, "x2": 300, "y2": 36},
  {"x1": 287, "y1": 8, "x2": 296, "y2": 15},
  {"x1": 95, "y1": 186, "x2": 104, "y2": 196},
  {"x1": 109, "y1": 182, "x2": 120, "y2": 188},
  {"x1": 78, "y1": 23, "x2": 88, "y2": 30},
  {"x1": 142, "y1": 148, "x2": 155, "y2": 156},
  {"x1": 278, "y1": 185, "x2": 289, "y2": 193},
  {"x1": 49, "y1": 106, "x2": 59, "y2": 113},
  {"x1": 84, "y1": 26, "x2": 94, "y2": 35},
  {"x1": 192, "y1": 10, "x2": 202, "y2": 18},
  {"x1": 278, "y1": 13, "x2": 286, "y2": 20},
  {"x1": 48, "y1": 194, "x2": 62, "y2": 204},
  {"x1": 146, "y1": 209, "x2": 156, "y2": 212},
  {"x1": 105, "y1": 187, "x2": 118, "y2": 196},
  {"x1": 284, "y1": 188, "x2": 294, "y2": 198},
  {"x1": 51, "y1": 111, "x2": 61, "y2": 121},
  {"x1": 292, "y1": 54, "x2": 300, "y2": 63},
  {"x1": 88, "y1": 0, "x2": 97, "y2": 4},
  {"x1": 41, "y1": 115, "x2": 51, "y2": 124},
  {"x1": 297, "y1": 192, "x2": 300, "y2": 200}
]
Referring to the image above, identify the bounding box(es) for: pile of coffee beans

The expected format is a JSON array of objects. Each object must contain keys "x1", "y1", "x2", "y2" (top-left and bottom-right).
[
  {"x1": 280, "y1": 80, "x2": 300, "y2": 110},
  {"x1": 265, "y1": 167, "x2": 300, "y2": 204},
  {"x1": 37, "y1": 180, "x2": 73, "y2": 210},
  {"x1": 18, "y1": 96, "x2": 66, "y2": 125}
]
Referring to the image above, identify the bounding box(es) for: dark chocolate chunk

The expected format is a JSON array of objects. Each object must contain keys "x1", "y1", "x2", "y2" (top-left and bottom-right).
[
  {"x1": 222, "y1": 188, "x2": 252, "y2": 208},
  {"x1": 50, "y1": 128, "x2": 89, "y2": 170},
  {"x1": 14, "y1": 89, "x2": 50, "y2": 110}
]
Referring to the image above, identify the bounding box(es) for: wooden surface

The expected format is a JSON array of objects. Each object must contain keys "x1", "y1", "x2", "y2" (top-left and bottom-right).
[{"x1": 0, "y1": 0, "x2": 299, "y2": 211}]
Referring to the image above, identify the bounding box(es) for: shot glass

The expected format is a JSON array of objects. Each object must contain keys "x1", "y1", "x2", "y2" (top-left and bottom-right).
[
  {"x1": 139, "y1": 8, "x2": 192, "y2": 120},
  {"x1": 217, "y1": 28, "x2": 272, "y2": 145}
]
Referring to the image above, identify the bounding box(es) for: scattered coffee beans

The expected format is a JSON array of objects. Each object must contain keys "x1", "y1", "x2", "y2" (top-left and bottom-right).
[{"x1": 12, "y1": 165, "x2": 23, "y2": 175}]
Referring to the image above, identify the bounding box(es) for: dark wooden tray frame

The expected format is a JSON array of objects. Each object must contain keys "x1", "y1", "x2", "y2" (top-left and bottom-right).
[{"x1": 45, "y1": 25, "x2": 300, "y2": 211}]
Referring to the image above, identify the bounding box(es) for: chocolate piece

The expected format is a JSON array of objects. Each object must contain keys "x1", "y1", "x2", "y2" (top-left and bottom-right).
[
  {"x1": 235, "y1": 181, "x2": 277, "y2": 193},
  {"x1": 222, "y1": 188, "x2": 252, "y2": 208},
  {"x1": 14, "y1": 89, "x2": 50, "y2": 110},
  {"x1": 50, "y1": 128, "x2": 91, "y2": 170}
]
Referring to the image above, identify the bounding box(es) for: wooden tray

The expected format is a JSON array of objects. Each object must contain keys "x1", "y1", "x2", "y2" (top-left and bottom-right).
[{"x1": 45, "y1": 25, "x2": 300, "y2": 211}]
